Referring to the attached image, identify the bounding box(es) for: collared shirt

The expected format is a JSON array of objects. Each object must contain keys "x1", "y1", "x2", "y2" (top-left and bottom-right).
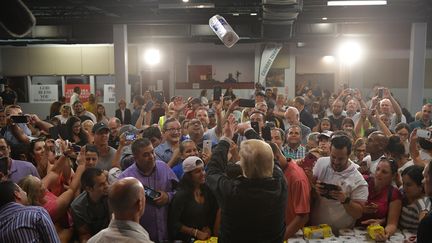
[
  {"x1": 0, "y1": 202, "x2": 60, "y2": 243},
  {"x1": 283, "y1": 144, "x2": 306, "y2": 160},
  {"x1": 4, "y1": 124, "x2": 32, "y2": 145},
  {"x1": 9, "y1": 159, "x2": 40, "y2": 183},
  {"x1": 154, "y1": 141, "x2": 174, "y2": 163},
  {"x1": 88, "y1": 219, "x2": 153, "y2": 243},
  {"x1": 71, "y1": 191, "x2": 110, "y2": 236},
  {"x1": 118, "y1": 161, "x2": 178, "y2": 242}
]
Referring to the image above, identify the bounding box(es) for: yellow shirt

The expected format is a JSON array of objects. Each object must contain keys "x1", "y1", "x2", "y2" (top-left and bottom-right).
[{"x1": 83, "y1": 102, "x2": 97, "y2": 116}]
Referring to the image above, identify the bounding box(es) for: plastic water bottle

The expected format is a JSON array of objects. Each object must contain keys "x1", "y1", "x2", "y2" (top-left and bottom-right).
[{"x1": 209, "y1": 15, "x2": 240, "y2": 48}]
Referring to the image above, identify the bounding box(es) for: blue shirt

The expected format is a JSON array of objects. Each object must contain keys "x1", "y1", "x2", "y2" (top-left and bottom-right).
[
  {"x1": 154, "y1": 141, "x2": 174, "y2": 163},
  {"x1": 9, "y1": 159, "x2": 40, "y2": 183},
  {"x1": 0, "y1": 202, "x2": 60, "y2": 243}
]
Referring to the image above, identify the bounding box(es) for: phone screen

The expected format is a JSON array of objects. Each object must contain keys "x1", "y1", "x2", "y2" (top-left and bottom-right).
[
  {"x1": 144, "y1": 186, "x2": 161, "y2": 200},
  {"x1": 213, "y1": 86, "x2": 222, "y2": 101},
  {"x1": 11, "y1": 115, "x2": 28, "y2": 124},
  {"x1": 154, "y1": 91, "x2": 164, "y2": 103},
  {"x1": 125, "y1": 133, "x2": 137, "y2": 141},
  {"x1": 251, "y1": 121, "x2": 260, "y2": 134},
  {"x1": 238, "y1": 99, "x2": 255, "y2": 108},
  {"x1": 203, "y1": 140, "x2": 212, "y2": 153},
  {"x1": 378, "y1": 89, "x2": 383, "y2": 98}
]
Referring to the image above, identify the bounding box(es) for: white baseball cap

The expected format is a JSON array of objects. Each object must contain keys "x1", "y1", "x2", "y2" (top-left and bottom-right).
[{"x1": 182, "y1": 156, "x2": 204, "y2": 173}]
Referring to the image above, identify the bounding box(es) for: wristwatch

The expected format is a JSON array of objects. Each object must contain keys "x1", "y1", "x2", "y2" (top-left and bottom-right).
[{"x1": 342, "y1": 196, "x2": 351, "y2": 205}]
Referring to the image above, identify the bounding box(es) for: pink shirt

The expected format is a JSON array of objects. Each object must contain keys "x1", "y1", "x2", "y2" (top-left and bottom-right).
[{"x1": 360, "y1": 177, "x2": 402, "y2": 222}]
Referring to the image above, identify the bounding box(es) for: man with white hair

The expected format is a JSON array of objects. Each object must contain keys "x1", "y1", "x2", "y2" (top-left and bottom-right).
[
  {"x1": 375, "y1": 88, "x2": 405, "y2": 131},
  {"x1": 206, "y1": 122, "x2": 287, "y2": 242},
  {"x1": 284, "y1": 106, "x2": 311, "y2": 145}
]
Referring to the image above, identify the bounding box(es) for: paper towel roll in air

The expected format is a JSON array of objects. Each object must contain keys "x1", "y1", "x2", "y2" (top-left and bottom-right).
[{"x1": 209, "y1": 15, "x2": 239, "y2": 48}]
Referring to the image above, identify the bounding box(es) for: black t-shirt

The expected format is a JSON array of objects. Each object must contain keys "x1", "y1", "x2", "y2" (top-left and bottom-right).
[
  {"x1": 0, "y1": 90, "x2": 17, "y2": 105},
  {"x1": 328, "y1": 115, "x2": 346, "y2": 131},
  {"x1": 417, "y1": 210, "x2": 432, "y2": 243},
  {"x1": 168, "y1": 185, "x2": 218, "y2": 241}
]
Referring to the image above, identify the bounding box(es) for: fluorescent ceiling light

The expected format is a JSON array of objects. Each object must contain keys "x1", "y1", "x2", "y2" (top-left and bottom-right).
[
  {"x1": 232, "y1": 13, "x2": 240, "y2": 16},
  {"x1": 322, "y1": 17, "x2": 328, "y2": 20},
  {"x1": 250, "y1": 13, "x2": 258, "y2": 16},
  {"x1": 328, "y1": 1, "x2": 387, "y2": 6}
]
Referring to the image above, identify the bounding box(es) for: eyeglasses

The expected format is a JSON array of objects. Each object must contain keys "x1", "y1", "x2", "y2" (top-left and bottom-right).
[{"x1": 165, "y1": 128, "x2": 181, "y2": 133}]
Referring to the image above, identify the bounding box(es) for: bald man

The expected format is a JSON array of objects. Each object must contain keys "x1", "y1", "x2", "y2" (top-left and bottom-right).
[
  {"x1": 365, "y1": 131, "x2": 389, "y2": 175},
  {"x1": 284, "y1": 106, "x2": 311, "y2": 145},
  {"x1": 88, "y1": 178, "x2": 153, "y2": 243},
  {"x1": 377, "y1": 88, "x2": 405, "y2": 131}
]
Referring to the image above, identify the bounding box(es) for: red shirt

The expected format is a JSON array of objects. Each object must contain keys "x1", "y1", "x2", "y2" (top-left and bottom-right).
[
  {"x1": 284, "y1": 162, "x2": 311, "y2": 224},
  {"x1": 360, "y1": 177, "x2": 402, "y2": 222}
]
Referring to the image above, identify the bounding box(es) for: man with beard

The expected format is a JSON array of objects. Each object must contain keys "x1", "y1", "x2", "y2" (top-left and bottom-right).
[
  {"x1": 311, "y1": 135, "x2": 368, "y2": 234},
  {"x1": 71, "y1": 168, "x2": 111, "y2": 242},
  {"x1": 328, "y1": 100, "x2": 346, "y2": 131}
]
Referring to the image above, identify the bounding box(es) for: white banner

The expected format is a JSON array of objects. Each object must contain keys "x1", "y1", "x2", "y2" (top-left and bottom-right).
[
  {"x1": 258, "y1": 43, "x2": 283, "y2": 85},
  {"x1": 29, "y1": 85, "x2": 58, "y2": 103},
  {"x1": 104, "y1": 84, "x2": 116, "y2": 103}
]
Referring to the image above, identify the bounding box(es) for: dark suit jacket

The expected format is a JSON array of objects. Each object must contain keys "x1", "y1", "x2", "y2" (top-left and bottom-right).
[{"x1": 115, "y1": 108, "x2": 132, "y2": 125}]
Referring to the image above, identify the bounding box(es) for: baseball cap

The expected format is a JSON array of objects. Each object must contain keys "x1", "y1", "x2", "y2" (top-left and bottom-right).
[
  {"x1": 92, "y1": 122, "x2": 109, "y2": 134},
  {"x1": 318, "y1": 130, "x2": 333, "y2": 140},
  {"x1": 182, "y1": 156, "x2": 204, "y2": 173},
  {"x1": 119, "y1": 124, "x2": 143, "y2": 136}
]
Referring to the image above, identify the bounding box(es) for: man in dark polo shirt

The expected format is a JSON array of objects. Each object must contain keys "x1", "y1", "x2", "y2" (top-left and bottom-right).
[
  {"x1": 0, "y1": 84, "x2": 17, "y2": 106},
  {"x1": 71, "y1": 167, "x2": 110, "y2": 242}
]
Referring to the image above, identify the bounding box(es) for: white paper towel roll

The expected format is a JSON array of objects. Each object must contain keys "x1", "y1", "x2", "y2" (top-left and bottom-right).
[{"x1": 209, "y1": 15, "x2": 240, "y2": 48}]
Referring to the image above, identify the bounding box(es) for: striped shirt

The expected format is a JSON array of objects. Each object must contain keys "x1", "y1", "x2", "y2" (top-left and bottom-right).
[
  {"x1": 400, "y1": 197, "x2": 431, "y2": 231},
  {"x1": 0, "y1": 202, "x2": 60, "y2": 243}
]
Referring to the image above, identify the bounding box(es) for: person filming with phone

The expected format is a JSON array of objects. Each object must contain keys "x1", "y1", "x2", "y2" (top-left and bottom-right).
[
  {"x1": 310, "y1": 134, "x2": 368, "y2": 235},
  {"x1": 118, "y1": 138, "x2": 178, "y2": 242}
]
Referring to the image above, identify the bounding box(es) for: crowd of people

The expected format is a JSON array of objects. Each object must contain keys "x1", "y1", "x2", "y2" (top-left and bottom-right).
[{"x1": 0, "y1": 83, "x2": 432, "y2": 243}]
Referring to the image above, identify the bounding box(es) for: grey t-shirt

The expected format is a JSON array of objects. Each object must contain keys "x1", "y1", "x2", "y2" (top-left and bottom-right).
[{"x1": 96, "y1": 146, "x2": 117, "y2": 171}]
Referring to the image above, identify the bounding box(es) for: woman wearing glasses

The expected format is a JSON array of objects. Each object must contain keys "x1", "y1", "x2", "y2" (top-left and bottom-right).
[{"x1": 358, "y1": 157, "x2": 402, "y2": 241}]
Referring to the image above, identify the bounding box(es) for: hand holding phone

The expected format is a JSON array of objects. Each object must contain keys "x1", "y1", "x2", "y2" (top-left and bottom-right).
[
  {"x1": 417, "y1": 129, "x2": 431, "y2": 140},
  {"x1": 203, "y1": 140, "x2": 212, "y2": 154},
  {"x1": 262, "y1": 126, "x2": 271, "y2": 141},
  {"x1": 238, "y1": 99, "x2": 255, "y2": 108},
  {"x1": 213, "y1": 86, "x2": 222, "y2": 101},
  {"x1": 144, "y1": 185, "x2": 162, "y2": 201},
  {"x1": 10, "y1": 115, "x2": 29, "y2": 124}
]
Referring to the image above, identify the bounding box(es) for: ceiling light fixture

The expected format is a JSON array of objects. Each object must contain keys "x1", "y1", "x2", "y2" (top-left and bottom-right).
[
  {"x1": 233, "y1": 13, "x2": 240, "y2": 16},
  {"x1": 144, "y1": 48, "x2": 161, "y2": 65},
  {"x1": 250, "y1": 13, "x2": 258, "y2": 16},
  {"x1": 322, "y1": 17, "x2": 328, "y2": 20},
  {"x1": 327, "y1": 1, "x2": 387, "y2": 6},
  {"x1": 182, "y1": 0, "x2": 189, "y2": 2}
]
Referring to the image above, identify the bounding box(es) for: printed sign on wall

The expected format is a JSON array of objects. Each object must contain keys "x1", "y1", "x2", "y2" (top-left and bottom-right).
[
  {"x1": 29, "y1": 85, "x2": 58, "y2": 103},
  {"x1": 104, "y1": 84, "x2": 116, "y2": 103},
  {"x1": 65, "y1": 84, "x2": 91, "y2": 103}
]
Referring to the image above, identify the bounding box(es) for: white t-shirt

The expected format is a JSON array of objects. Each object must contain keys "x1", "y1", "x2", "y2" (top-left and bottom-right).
[
  {"x1": 363, "y1": 155, "x2": 381, "y2": 175},
  {"x1": 311, "y1": 157, "x2": 368, "y2": 233}
]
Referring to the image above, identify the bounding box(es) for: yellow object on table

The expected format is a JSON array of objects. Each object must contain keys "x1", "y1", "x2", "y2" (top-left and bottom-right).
[
  {"x1": 194, "y1": 237, "x2": 218, "y2": 243},
  {"x1": 367, "y1": 224, "x2": 385, "y2": 240},
  {"x1": 303, "y1": 224, "x2": 332, "y2": 239}
]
